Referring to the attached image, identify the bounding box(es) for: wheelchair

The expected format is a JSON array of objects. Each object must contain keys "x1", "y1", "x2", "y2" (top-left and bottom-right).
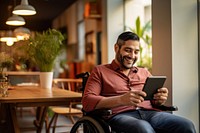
[{"x1": 70, "y1": 72, "x2": 178, "y2": 133}]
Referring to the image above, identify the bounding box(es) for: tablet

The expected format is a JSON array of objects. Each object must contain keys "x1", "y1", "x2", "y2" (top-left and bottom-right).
[{"x1": 142, "y1": 76, "x2": 166, "y2": 100}]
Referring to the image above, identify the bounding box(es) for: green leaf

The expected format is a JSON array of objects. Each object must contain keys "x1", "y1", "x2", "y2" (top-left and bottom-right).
[
  {"x1": 126, "y1": 16, "x2": 152, "y2": 71},
  {"x1": 18, "y1": 29, "x2": 65, "y2": 72}
]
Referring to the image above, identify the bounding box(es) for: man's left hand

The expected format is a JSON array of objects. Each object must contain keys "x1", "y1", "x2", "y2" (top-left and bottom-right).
[{"x1": 153, "y1": 87, "x2": 168, "y2": 105}]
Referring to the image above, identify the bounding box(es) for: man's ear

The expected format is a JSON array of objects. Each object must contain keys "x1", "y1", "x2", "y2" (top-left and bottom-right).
[{"x1": 114, "y1": 44, "x2": 119, "y2": 52}]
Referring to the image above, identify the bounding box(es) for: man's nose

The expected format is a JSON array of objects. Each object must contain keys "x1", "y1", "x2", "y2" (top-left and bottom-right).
[{"x1": 129, "y1": 52, "x2": 136, "y2": 58}]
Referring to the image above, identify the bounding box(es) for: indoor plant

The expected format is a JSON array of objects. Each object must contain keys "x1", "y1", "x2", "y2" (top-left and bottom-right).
[
  {"x1": 0, "y1": 52, "x2": 13, "y2": 78},
  {"x1": 28, "y1": 29, "x2": 65, "y2": 72},
  {"x1": 22, "y1": 29, "x2": 65, "y2": 89}
]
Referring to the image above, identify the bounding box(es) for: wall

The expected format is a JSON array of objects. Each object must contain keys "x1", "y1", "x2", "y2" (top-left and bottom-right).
[
  {"x1": 106, "y1": 0, "x2": 124, "y2": 63},
  {"x1": 152, "y1": 0, "x2": 199, "y2": 132},
  {"x1": 152, "y1": 0, "x2": 172, "y2": 106},
  {"x1": 52, "y1": 3, "x2": 77, "y2": 45},
  {"x1": 172, "y1": 0, "x2": 199, "y2": 131}
]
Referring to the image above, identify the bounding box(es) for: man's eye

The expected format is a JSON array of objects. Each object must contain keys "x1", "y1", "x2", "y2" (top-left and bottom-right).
[
  {"x1": 125, "y1": 49, "x2": 131, "y2": 53},
  {"x1": 135, "y1": 51, "x2": 139, "y2": 54}
]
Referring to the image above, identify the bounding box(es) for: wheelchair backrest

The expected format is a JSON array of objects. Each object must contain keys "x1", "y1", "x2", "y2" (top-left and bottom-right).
[{"x1": 75, "y1": 72, "x2": 90, "y2": 93}]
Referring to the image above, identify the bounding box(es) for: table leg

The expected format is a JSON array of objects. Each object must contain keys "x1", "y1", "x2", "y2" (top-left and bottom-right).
[
  {"x1": 9, "y1": 105, "x2": 20, "y2": 133},
  {"x1": 0, "y1": 103, "x2": 6, "y2": 125},
  {"x1": 1, "y1": 104, "x2": 20, "y2": 133},
  {"x1": 0, "y1": 103, "x2": 10, "y2": 132},
  {"x1": 34, "y1": 106, "x2": 48, "y2": 133}
]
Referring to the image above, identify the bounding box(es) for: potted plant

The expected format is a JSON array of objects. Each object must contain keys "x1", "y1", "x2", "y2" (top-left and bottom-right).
[
  {"x1": 0, "y1": 52, "x2": 13, "y2": 78},
  {"x1": 21, "y1": 29, "x2": 65, "y2": 89}
]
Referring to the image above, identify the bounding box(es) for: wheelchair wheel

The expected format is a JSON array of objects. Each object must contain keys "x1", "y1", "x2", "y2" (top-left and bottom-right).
[{"x1": 70, "y1": 116, "x2": 105, "y2": 133}]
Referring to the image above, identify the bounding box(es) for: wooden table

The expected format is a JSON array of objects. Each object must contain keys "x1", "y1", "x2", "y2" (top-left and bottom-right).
[{"x1": 0, "y1": 86, "x2": 82, "y2": 133}]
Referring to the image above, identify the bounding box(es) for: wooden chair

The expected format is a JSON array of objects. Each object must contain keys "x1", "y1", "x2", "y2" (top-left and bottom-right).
[
  {"x1": 46, "y1": 78, "x2": 83, "y2": 133},
  {"x1": 52, "y1": 78, "x2": 82, "y2": 91}
]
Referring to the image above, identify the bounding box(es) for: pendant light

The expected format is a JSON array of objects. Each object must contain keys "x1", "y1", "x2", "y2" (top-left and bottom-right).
[
  {"x1": 6, "y1": 14, "x2": 25, "y2": 26},
  {"x1": 12, "y1": 0, "x2": 36, "y2": 16},
  {"x1": 0, "y1": 30, "x2": 17, "y2": 46},
  {"x1": 14, "y1": 27, "x2": 31, "y2": 40}
]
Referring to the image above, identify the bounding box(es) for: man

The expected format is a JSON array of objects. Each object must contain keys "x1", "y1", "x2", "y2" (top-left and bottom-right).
[{"x1": 82, "y1": 31, "x2": 196, "y2": 133}]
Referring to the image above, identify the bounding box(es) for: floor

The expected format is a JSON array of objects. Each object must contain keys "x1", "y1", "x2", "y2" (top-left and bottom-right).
[
  {"x1": 18, "y1": 108, "x2": 76, "y2": 133},
  {"x1": 17, "y1": 107, "x2": 75, "y2": 133}
]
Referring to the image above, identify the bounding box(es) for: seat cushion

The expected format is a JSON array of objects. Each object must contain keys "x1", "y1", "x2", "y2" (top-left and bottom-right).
[{"x1": 50, "y1": 107, "x2": 82, "y2": 115}]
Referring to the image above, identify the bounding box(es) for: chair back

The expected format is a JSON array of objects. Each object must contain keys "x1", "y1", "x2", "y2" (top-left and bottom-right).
[
  {"x1": 75, "y1": 72, "x2": 90, "y2": 92},
  {"x1": 53, "y1": 78, "x2": 82, "y2": 91}
]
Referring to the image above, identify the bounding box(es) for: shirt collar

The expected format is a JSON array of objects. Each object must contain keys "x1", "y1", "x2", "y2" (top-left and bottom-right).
[{"x1": 111, "y1": 60, "x2": 138, "y2": 73}]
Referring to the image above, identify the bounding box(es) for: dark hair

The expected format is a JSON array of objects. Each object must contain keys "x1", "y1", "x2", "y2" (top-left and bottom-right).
[{"x1": 116, "y1": 31, "x2": 140, "y2": 48}]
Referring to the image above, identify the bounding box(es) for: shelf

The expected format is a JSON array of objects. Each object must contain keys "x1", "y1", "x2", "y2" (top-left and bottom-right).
[{"x1": 85, "y1": 14, "x2": 101, "y2": 19}]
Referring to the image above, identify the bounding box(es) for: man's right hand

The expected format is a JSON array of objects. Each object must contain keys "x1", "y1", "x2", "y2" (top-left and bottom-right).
[
  {"x1": 120, "y1": 90, "x2": 146, "y2": 106},
  {"x1": 95, "y1": 90, "x2": 146, "y2": 110}
]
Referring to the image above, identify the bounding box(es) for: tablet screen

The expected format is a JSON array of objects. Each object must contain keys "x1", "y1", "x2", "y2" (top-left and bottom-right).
[{"x1": 142, "y1": 76, "x2": 166, "y2": 100}]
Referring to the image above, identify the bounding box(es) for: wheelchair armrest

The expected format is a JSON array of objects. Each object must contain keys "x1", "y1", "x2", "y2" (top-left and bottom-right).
[
  {"x1": 153, "y1": 105, "x2": 178, "y2": 111},
  {"x1": 83, "y1": 105, "x2": 178, "y2": 117},
  {"x1": 83, "y1": 108, "x2": 112, "y2": 117}
]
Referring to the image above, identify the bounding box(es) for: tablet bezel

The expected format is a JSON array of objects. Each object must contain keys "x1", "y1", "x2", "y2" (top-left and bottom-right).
[{"x1": 142, "y1": 76, "x2": 167, "y2": 100}]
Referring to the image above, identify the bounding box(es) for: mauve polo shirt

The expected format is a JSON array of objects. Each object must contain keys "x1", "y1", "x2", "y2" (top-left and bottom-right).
[{"x1": 82, "y1": 60, "x2": 154, "y2": 117}]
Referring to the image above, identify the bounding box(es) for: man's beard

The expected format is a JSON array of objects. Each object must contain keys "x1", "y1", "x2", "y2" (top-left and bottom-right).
[{"x1": 117, "y1": 52, "x2": 137, "y2": 69}]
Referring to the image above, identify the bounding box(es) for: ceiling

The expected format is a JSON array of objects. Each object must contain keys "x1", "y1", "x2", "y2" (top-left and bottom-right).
[{"x1": 0, "y1": 0, "x2": 77, "y2": 31}]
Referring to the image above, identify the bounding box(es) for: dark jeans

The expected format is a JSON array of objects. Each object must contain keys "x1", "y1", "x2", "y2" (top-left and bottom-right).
[{"x1": 108, "y1": 109, "x2": 196, "y2": 133}]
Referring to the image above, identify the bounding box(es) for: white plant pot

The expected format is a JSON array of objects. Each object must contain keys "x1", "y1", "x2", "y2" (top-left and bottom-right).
[{"x1": 40, "y1": 72, "x2": 53, "y2": 89}]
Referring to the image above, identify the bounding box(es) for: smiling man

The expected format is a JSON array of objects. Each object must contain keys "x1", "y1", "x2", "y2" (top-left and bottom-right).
[{"x1": 82, "y1": 31, "x2": 196, "y2": 133}]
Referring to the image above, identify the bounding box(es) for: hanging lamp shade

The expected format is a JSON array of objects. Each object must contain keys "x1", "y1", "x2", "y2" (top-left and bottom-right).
[
  {"x1": 6, "y1": 14, "x2": 25, "y2": 26},
  {"x1": 0, "y1": 30, "x2": 17, "y2": 46},
  {"x1": 14, "y1": 27, "x2": 31, "y2": 40},
  {"x1": 12, "y1": 0, "x2": 36, "y2": 16}
]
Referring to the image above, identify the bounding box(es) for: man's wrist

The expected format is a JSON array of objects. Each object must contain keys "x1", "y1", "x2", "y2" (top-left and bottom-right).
[{"x1": 151, "y1": 100, "x2": 164, "y2": 106}]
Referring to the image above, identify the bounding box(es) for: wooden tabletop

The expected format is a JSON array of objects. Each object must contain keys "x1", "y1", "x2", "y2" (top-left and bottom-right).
[{"x1": 0, "y1": 86, "x2": 82, "y2": 106}]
